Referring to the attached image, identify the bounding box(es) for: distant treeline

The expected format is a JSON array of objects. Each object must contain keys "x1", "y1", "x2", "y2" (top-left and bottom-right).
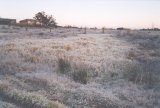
[{"x1": 140, "y1": 28, "x2": 160, "y2": 31}]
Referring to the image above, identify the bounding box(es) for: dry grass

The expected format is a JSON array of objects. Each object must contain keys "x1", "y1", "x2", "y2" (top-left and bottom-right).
[
  {"x1": 57, "y1": 58, "x2": 90, "y2": 84},
  {"x1": 57, "y1": 58, "x2": 71, "y2": 74},
  {"x1": 0, "y1": 82, "x2": 67, "y2": 108},
  {"x1": 64, "y1": 45, "x2": 72, "y2": 51},
  {"x1": 124, "y1": 61, "x2": 160, "y2": 88},
  {"x1": 0, "y1": 26, "x2": 160, "y2": 107},
  {"x1": 72, "y1": 68, "x2": 88, "y2": 84}
]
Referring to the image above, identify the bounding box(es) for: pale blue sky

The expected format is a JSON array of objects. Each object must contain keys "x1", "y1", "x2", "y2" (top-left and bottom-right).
[{"x1": 0, "y1": 0, "x2": 160, "y2": 28}]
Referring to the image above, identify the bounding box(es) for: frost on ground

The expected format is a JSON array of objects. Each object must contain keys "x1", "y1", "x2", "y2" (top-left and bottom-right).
[{"x1": 0, "y1": 25, "x2": 160, "y2": 108}]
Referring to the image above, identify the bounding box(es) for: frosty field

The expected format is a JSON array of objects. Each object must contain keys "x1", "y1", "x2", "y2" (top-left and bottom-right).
[{"x1": 0, "y1": 25, "x2": 160, "y2": 108}]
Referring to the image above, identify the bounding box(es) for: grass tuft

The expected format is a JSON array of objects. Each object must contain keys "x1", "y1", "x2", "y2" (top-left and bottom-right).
[
  {"x1": 124, "y1": 61, "x2": 160, "y2": 88},
  {"x1": 57, "y1": 58, "x2": 71, "y2": 74},
  {"x1": 72, "y1": 67, "x2": 88, "y2": 84}
]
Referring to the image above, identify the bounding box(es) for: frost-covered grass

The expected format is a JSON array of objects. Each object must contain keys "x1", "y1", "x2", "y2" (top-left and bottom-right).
[
  {"x1": 0, "y1": 100, "x2": 19, "y2": 108},
  {"x1": 0, "y1": 81, "x2": 67, "y2": 108},
  {"x1": 0, "y1": 25, "x2": 160, "y2": 108}
]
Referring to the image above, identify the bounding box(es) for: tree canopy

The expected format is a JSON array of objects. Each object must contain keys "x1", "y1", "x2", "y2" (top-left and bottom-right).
[{"x1": 34, "y1": 11, "x2": 57, "y2": 27}]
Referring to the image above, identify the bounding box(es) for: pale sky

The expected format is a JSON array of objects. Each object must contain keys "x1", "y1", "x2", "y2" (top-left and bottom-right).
[{"x1": 0, "y1": 0, "x2": 160, "y2": 28}]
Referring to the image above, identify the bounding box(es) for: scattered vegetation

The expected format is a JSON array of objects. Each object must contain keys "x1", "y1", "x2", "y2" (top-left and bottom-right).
[
  {"x1": 0, "y1": 26, "x2": 160, "y2": 107},
  {"x1": 57, "y1": 58, "x2": 71, "y2": 74},
  {"x1": 125, "y1": 61, "x2": 160, "y2": 88},
  {"x1": 71, "y1": 65, "x2": 88, "y2": 84},
  {"x1": 0, "y1": 82, "x2": 67, "y2": 108},
  {"x1": 64, "y1": 45, "x2": 72, "y2": 51},
  {"x1": 57, "y1": 58, "x2": 89, "y2": 84}
]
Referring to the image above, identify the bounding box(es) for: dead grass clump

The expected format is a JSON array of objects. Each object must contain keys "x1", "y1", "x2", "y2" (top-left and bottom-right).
[
  {"x1": 30, "y1": 56, "x2": 40, "y2": 63},
  {"x1": 52, "y1": 45, "x2": 64, "y2": 49},
  {"x1": 72, "y1": 66, "x2": 88, "y2": 84},
  {"x1": 57, "y1": 58, "x2": 71, "y2": 74},
  {"x1": 57, "y1": 58, "x2": 90, "y2": 84},
  {"x1": 30, "y1": 47, "x2": 39, "y2": 53},
  {"x1": 39, "y1": 32, "x2": 44, "y2": 35},
  {"x1": 5, "y1": 48, "x2": 17, "y2": 52},
  {"x1": 76, "y1": 41, "x2": 88, "y2": 47},
  {"x1": 125, "y1": 61, "x2": 160, "y2": 88},
  {"x1": 72, "y1": 64, "x2": 94, "y2": 84},
  {"x1": 0, "y1": 82, "x2": 10, "y2": 92},
  {"x1": 64, "y1": 45, "x2": 72, "y2": 51},
  {"x1": 24, "y1": 55, "x2": 40, "y2": 63},
  {"x1": 4, "y1": 43, "x2": 17, "y2": 52},
  {"x1": 6, "y1": 43, "x2": 16, "y2": 48},
  {"x1": 71, "y1": 63, "x2": 98, "y2": 84},
  {"x1": 126, "y1": 49, "x2": 143, "y2": 60}
]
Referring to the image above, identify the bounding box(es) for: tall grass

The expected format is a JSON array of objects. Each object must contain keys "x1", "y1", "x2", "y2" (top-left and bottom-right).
[
  {"x1": 57, "y1": 58, "x2": 71, "y2": 74},
  {"x1": 124, "y1": 61, "x2": 160, "y2": 88},
  {"x1": 71, "y1": 64, "x2": 89, "y2": 84},
  {"x1": 57, "y1": 58, "x2": 90, "y2": 84}
]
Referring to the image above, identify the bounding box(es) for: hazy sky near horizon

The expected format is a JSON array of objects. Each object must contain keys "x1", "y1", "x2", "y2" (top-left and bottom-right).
[{"x1": 0, "y1": 0, "x2": 160, "y2": 28}]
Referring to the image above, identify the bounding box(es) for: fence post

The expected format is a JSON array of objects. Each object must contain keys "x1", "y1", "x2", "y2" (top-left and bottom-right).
[
  {"x1": 102, "y1": 27, "x2": 105, "y2": 34},
  {"x1": 25, "y1": 27, "x2": 28, "y2": 31},
  {"x1": 84, "y1": 27, "x2": 87, "y2": 34},
  {"x1": 26, "y1": 21, "x2": 28, "y2": 31}
]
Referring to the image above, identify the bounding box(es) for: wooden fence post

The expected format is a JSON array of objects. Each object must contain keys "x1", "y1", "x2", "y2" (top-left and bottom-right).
[
  {"x1": 102, "y1": 27, "x2": 105, "y2": 34},
  {"x1": 84, "y1": 27, "x2": 87, "y2": 34},
  {"x1": 26, "y1": 21, "x2": 28, "y2": 31}
]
